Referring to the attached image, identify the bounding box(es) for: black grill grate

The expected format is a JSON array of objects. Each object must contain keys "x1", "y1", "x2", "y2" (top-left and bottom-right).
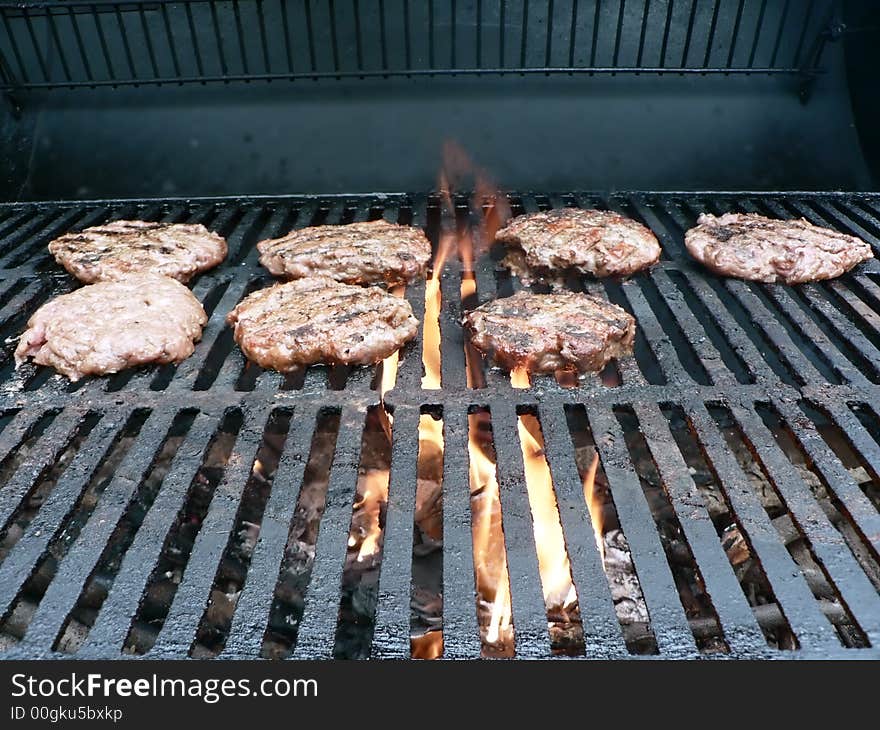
[
  {"x1": 0, "y1": 191, "x2": 879, "y2": 658},
  {"x1": 0, "y1": 0, "x2": 838, "y2": 92}
]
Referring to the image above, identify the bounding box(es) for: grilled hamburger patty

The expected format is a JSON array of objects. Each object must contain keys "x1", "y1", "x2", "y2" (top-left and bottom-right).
[
  {"x1": 49, "y1": 220, "x2": 227, "y2": 283},
  {"x1": 226, "y1": 277, "x2": 418, "y2": 370},
  {"x1": 15, "y1": 274, "x2": 207, "y2": 381},
  {"x1": 685, "y1": 212, "x2": 874, "y2": 284},
  {"x1": 258, "y1": 219, "x2": 431, "y2": 286},
  {"x1": 496, "y1": 208, "x2": 661, "y2": 280},
  {"x1": 463, "y1": 290, "x2": 636, "y2": 374}
]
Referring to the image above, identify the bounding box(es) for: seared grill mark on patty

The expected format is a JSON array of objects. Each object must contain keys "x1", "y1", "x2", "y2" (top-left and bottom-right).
[
  {"x1": 49, "y1": 220, "x2": 227, "y2": 284},
  {"x1": 496, "y1": 208, "x2": 661, "y2": 282},
  {"x1": 226, "y1": 277, "x2": 419, "y2": 370},
  {"x1": 257, "y1": 219, "x2": 431, "y2": 286},
  {"x1": 463, "y1": 290, "x2": 636, "y2": 375},
  {"x1": 685, "y1": 212, "x2": 873, "y2": 284}
]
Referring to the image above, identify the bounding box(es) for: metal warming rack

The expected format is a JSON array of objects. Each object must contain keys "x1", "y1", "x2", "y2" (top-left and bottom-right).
[{"x1": 0, "y1": 191, "x2": 878, "y2": 659}]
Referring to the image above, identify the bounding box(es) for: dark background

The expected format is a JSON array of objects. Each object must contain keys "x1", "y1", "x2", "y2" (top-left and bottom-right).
[{"x1": 0, "y1": 0, "x2": 877, "y2": 201}]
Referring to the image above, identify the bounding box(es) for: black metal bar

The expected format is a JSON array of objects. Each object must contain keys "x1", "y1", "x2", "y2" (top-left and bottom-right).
[
  {"x1": 490, "y1": 400, "x2": 551, "y2": 657},
  {"x1": 539, "y1": 404, "x2": 628, "y2": 657},
  {"x1": 370, "y1": 405, "x2": 419, "y2": 658},
  {"x1": 79, "y1": 412, "x2": 217, "y2": 656},
  {"x1": 703, "y1": 0, "x2": 721, "y2": 69},
  {"x1": 658, "y1": 0, "x2": 673, "y2": 67},
  {"x1": 792, "y1": 0, "x2": 817, "y2": 68},
  {"x1": 46, "y1": 8, "x2": 72, "y2": 82},
  {"x1": 773, "y1": 398, "x2": 880, "y2": 562},
  {"x1": 158, "y1": 3, "x2": 178, "y2": 79},
  {"x1": 20, "y1": 410, "x2": 177, "y2": 649},
  {"x1": 0, "y1": 65, "x2": 810, "y2": 90},
  {"x1": 441, "y1": 407, "x2": 480, "y2": 658},
  {"x1": 588, "y1": 405, "x2": 697, "y2": 656},
  {"x1": 727, "y1": 0, "x2": 746, "y2": 69},
  {"x1": 634, "y1": 403, "x2": 768, "y2": 653},
  {"x1": 636, "y1": 0, "x2": 650, "y2": 68},
  {"x1": 220, "y1": 404, "x2": 319, "y2": 658},
  {"x1": 1, "y1": 10, "x2": 30, "y2": 84},
  {"x1": 304, "y1": 0, "x2": 316, "y2": 72},
  {"x1": 279, "y1": 0, "x2": 292, "y2": 74},
  {"x1": 137, "y1": 6, "x2": 157, "y2": 79},
  {"x1": 378, "y1": 0, "x2": 387, "y2": 71},
  {"x1": 589, "y1": 0, "x2": 601, "y2": 67},
  {"x1": 731, "y1": 402, "x2": 880, "y2": 644},
  {"x1": 256, "y1": 0, "x2": 270, "y2": 73},
  {"x1": 352, "y1": 0, "x2": 363, "y2": 71},
  {"x1": 184, "y1": 2, "x2": 203, "y2": 78},
  {"x1": 687, "y1": 402, "x2": 839, "y2": 650},
  {"x1": 681, "y1": 0, "x2": 698, "y2": 67},
  {"x1": 0, "y1": 409, "x2": 85, "y2": 536},
  {"x1": 0, "y1": 408, "x2": 44, "y2": 475},
  {"x1": 611, "y1": 0, "x2": 625, "y2": 67},
  {"x1": 748, "y1": 0, "x2": 769, "y2": 68},
  {"x1": 567, "y1": 0, "x2": 578, "y2": 67},
  {"x1": 520, "y1": 0, "x2": 529, "y2": 67},
  {"x1": 0, "y1": 412, "x2": 125, "y2": 621},
  {"x1": 21, "y1": 8, "x2": 48, "y2": 82},
  {"x1": 290, "y1": 406, "x2": 363, "y2": 658},
  {"x1": 770, "y1": 0, "x2": 791, "y2": 67},
  {"x1": 545, "y1": 0, "x2": 554, "y2": 67},
  {"x1": 232, "y1": 0, "x2": 248, "y2": 75},
  {"x1": 114, "y1": 6, "x2": 136, "y2": 79},
  {"x1": 450, "y1": 0, "x2": 457, "y2": 67},
  {"x1": 146, "y1": 404, "x2": 272, "y2": 656}
]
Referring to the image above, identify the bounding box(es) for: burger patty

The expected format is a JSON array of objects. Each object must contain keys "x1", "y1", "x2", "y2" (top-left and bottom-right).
[
  {"x1": 15, "y1": 274, "x2": 207, "y2": 382},
  {"x1": 463, "y1": 290, "x2": 636, "y2": 374},
  {"x1": 226, "y1": 277, "x2": 419, "y2": 370},
  {"x1": 258, "y1": 219, "x2": 431, "y2": 286},
  {"x1": 49, "y1": 220, "x2": 228, "y2": 283},
  {"x1": 496, "y1": 208, "x2": 661, "y2": 280},
  {"x1": 685, "y1": 212, "x2": 874, "y2": 284}
]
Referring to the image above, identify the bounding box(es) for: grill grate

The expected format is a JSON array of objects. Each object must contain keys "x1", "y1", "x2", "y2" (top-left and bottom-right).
[
  {"x1": 0, "y1": 191, "x2": 879, "y2": 658},
  {"x1": 0, "y1": 0, "x2": 838, "y2": 92}
]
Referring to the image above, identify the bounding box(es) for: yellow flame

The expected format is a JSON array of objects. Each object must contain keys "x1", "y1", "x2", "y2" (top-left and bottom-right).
[
  {"x1": 583, "y1": 452, "x2": 605, "y2": 563},
  {"x1": 510, "y1": 366, "x2": 531, "y2": 389},
  {"x1": 421, "y1": 231, "x2": 455, "y2": 390},
  {"x1": 379, "y1": 285, "x2": 406, "y2": 400},
  {"x1": 517, "y1": 415, "x2": 577, "y2": 610},
  {"x1": 468, "y1": 413, "x2": 513, "y2": 646},
  {"x1": 352, "y1": 469, "x2": 388, "y2": 562}
]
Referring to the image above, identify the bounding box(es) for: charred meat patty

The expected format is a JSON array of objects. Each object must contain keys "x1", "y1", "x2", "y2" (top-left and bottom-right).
[
  {"x1": 258, "y1": 219, "x2": 431, "y2": 286},
  {"x1": 15, "y1": 274, "x2": 207, "y2": 381},
  {"x1": 226, "y1": 277, "x2": 419, "y2": 370},
  {"x1": 463, "y1": 290, "x2": 636, "y2": 374},
  {"x1": 685, "y1": 212, "x2": 873, "y2": 284},
  {"x1": 49, "y1": 220, "x2": 227, "y2": 283},
  {"x1": 496, "y1": 208, "x2": 661, "y2": 280}
]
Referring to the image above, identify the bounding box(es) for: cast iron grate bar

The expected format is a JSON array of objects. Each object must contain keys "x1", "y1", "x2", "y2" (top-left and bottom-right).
[{"x1": 0, "y1": 190, "x2": 878, "y2": 659}]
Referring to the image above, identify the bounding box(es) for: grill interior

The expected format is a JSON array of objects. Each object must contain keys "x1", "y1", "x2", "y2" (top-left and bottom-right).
[{"x1": 0, "y1": 191, "x2": 879, "y2": 659}]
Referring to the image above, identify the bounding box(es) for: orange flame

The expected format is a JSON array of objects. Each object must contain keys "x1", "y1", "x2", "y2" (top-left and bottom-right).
[
  {"x1": 411, "y1": 632, "x2": 443, "y2": 660},
  {"x1": 468, "y1": 412, "x2": 513, "y2": 647},
  {"x1": 510, "y1": 366, "x2": 531, "y2": 389},
  {"x1": 517, "y1": 414, "x2": 577, "y2": 610},
  {"x1": 582, "y1": 452, "x2": 605, "y2": 563},
  {"x1": 425, "y1": 142, "x2": 512, "y2": 392},
  {"x1": 350, "y1": 468, "x2": 388, "y2": 563},
  {"x1": 440, "y1": 140, "x2": 511, "y2": 255},
  {"x1": 421, "y1": 236, "x2": 451, "y2": 390},
  {"x1": 379, "y1": 285, "x2": 406, "y2": 400}
]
